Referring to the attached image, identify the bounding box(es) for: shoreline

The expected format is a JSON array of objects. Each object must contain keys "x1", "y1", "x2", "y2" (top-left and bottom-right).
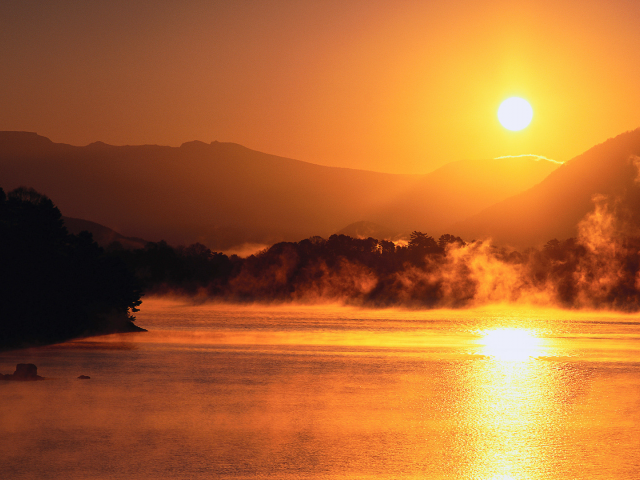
[{"x1": 0, "y1": 319, "x2": 147, "y2": 353}]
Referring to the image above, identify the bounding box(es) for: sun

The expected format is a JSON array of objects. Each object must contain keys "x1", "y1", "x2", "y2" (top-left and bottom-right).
[{"x1": 497, "y1": 97, "x2": 533, "y2": 131}]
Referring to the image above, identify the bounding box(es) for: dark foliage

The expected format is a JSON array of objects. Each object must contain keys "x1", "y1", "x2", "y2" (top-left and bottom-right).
[
  {"x1": 115, "y1": 229, "x2": 640, "y2": 311},
  {"x1": 5, "y1": 180, "x2": 640, "y2": 353},
  {"x1": 111, "y1": 240, "x2": 239, "y2": 296},
  {"x1": 0, "y1": 187, "x2": 143, "y2": 350}
]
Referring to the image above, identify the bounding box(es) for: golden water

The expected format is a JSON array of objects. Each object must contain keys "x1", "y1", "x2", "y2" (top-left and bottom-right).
[{"x1": 1, "y1": 299, "x2": 639, "y2": 479}]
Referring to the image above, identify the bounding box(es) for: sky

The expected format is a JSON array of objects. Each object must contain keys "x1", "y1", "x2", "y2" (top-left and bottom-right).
[{"x1": 1, "y1": 0, "x2": 640, "y2": 174}]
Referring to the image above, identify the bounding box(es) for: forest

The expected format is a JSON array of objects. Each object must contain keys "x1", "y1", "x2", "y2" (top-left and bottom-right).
[
  {"x1": 112, "y1": 204, "x2": 640, "y2": 311},
  {"x1": 4, "y1": 185, "x2": 640, "y2": 350}
]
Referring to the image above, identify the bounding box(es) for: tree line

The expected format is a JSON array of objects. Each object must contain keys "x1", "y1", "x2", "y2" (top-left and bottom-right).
[
  {"x1": 0, "y1": 187, "x2": 143, "y2": 350},
  {"x1": 4, "y1": 185, "x2": 640, "y2": 351},
  {"x1": 111, "y1": 228, "x2": 640, "y2": 310}
]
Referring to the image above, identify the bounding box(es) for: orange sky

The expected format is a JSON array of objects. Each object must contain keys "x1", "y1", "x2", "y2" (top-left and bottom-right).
[{"x1": 2, "y1": 0, "x2": 639, "y2": 174}]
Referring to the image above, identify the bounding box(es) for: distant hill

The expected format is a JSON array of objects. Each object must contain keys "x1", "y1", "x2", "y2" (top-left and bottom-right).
[
  {"x1": 62, "y1": 217, "x2": 147, "y2": 249},
  {"x1": 0, "y1": 131, "x2": 559, "y2": 249},
  {"x1": 376, "y1": 155, "x2": 560, "y2": 234},
  {"x1": 336, "y1": 221, "x2": 404, "y2": 241},
  {"x1": 452, "y1": 129, "x2": 640, "y2": 246}
]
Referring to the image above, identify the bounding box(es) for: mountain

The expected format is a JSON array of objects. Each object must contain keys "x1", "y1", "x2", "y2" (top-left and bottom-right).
[
  {"x1": 374, "y1": 155, "x2": 559, "y2": 234},
  {"x1": 0, "y1": 131, "x2": 558, "y2": 249},
  {"x1": 62, "y1": 217, "x2": 148, "y2": 249},
  {"x1": 452, "y1": 129, "x2": 640, "y2": 246},
  {"x1": 0, "y1": 132, "x2": 418, "y2": 248}
]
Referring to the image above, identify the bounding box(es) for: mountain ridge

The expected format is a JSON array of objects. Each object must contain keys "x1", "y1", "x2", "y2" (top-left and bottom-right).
[
  {"x1": 452, "y1": 128, "x2": 640, "y2": 246},
  {"x1": 0, "y1": 131, "x2": 559, "y2": 249}
]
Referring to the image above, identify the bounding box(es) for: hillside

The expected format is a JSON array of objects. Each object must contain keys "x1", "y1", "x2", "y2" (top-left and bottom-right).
[
  {"x1": 375, "y1": 155, "x2": 559, "y2": 234},
  {"x1": 452, "y1": 129, "x2": 640, "y2": 246},
  {"x1": 63, "y1": 217, "x2": 148, "y2": 249},
  {"x1": 1, "y1": 132, "x2": 558, "y2": 249}
]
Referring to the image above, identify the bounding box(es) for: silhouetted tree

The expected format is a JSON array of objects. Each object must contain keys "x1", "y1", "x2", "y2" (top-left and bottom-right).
[
  {"x1": 408, "y1": 231, "x2": 439, "y2": 251},
  {"x1": 438, "y1": 234, "x2": 466, "y2": 250},
  {"x1": 0, "y1": 187, "x2": 143, "y2": 350},
  {"x1": 378, "y1": 239, "x2": 396, "y2": 255}
]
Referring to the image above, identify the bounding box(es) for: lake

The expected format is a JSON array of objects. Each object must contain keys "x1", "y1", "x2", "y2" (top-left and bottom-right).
[{"x1": 1, "y1": 298, "x2": 639, "y2": 479}]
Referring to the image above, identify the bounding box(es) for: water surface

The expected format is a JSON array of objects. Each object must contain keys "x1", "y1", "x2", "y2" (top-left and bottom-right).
[{"x1": 1, "y1": 299, "x2": 639, "y2": 479}]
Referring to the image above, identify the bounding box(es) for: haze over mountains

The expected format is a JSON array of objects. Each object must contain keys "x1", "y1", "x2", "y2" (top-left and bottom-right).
[
  {"x1": 3, "y1": 129, "x2": 640, "y2": 250},
  {"x1": 63, "y1": 216, "x2": 147, "y2": 250},
  {"x1": 0, "y1": 131, "x2": 558, "y2": 250},
  {"x1": 454, "y1": 128, "x2": 640, "y2": 246}
]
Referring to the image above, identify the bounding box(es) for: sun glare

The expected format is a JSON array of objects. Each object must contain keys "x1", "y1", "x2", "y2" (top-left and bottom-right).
[
  {"x1": 497, "y1": 97, "x2": 533, "y2": 131},
  {"x1": 479, "y1": 328, "x2": 542, "y2": 361}
]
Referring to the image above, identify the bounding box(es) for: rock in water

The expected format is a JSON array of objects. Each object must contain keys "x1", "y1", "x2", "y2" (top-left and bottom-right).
[
  {"x1": 0, "y1": 363, "x2": 44, "y2": 381},
  {"x1": 14, "y1": 363, "x2": 38, "y2": 378}
]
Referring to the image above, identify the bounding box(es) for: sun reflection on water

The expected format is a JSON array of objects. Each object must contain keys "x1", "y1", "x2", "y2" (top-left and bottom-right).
[
  {"x1": 479, "y1": 328, "x2": 543, "y2": 361},
  {"x1": 467, "y1": 328, "x2": 552, "y2": 479}
]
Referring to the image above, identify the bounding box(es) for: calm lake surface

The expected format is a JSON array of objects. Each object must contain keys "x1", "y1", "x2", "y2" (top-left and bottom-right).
[{"x1": 2, "y1": 298, "x2": 640, "y2": 479}]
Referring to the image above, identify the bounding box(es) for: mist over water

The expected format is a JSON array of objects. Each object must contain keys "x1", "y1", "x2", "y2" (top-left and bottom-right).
[
  {"x1": 136, "y1": 181, "x2": 640, "y2": 313},
  {"x1": 1, "y1": 300, "x2": 639, "y2": 479}
]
